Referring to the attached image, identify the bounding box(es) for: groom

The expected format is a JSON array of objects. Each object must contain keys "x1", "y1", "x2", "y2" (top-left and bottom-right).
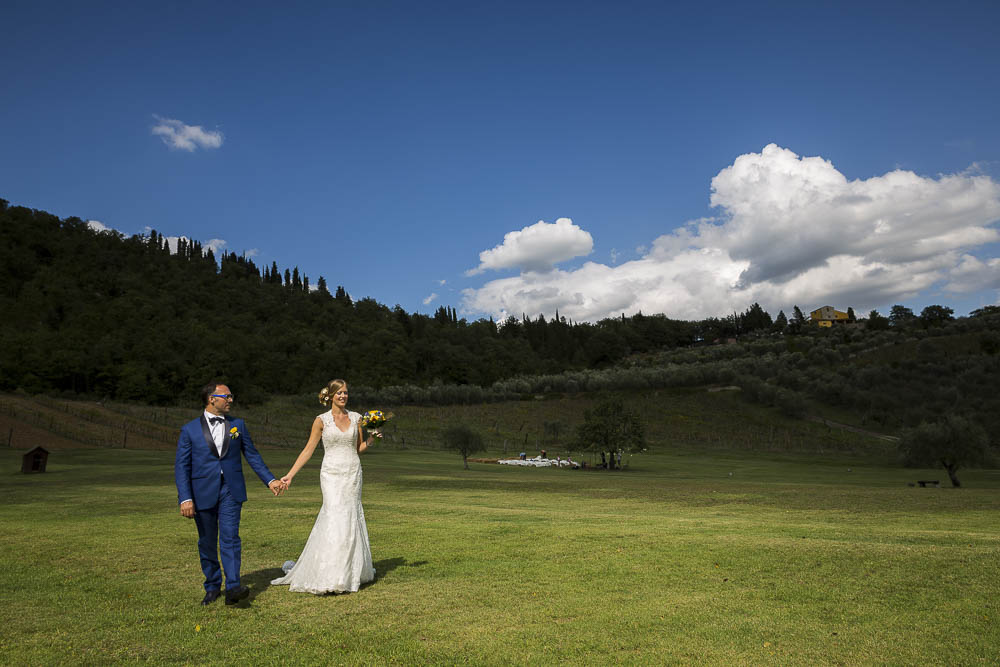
[{"x1": 175, "y1": 381, "x2": 284, "y2": 606}]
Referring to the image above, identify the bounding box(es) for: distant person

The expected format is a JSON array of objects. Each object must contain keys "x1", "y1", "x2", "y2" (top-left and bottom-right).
[
  {"x1": 271, "y1": 379, "x2": 377, "y2": 594},
  {"x1": 175, "y1": 382, "x2": 284, "y2": 606}
]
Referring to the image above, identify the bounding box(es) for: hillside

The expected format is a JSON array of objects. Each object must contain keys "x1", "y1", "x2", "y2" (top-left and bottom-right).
[
  {"x1": 1, "y1": 198, "x2": 697, "y2": 402},
  {"x1": 3, "y1": 197, "x2": 998, "y2": 450},
  {"x1": 3, "y1": 385, "x2": 899, "y2": 466}
]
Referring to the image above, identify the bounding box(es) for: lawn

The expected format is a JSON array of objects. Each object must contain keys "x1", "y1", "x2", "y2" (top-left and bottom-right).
[{"x1": 3, "y1": 445, "x2": 999, "y2": 665}]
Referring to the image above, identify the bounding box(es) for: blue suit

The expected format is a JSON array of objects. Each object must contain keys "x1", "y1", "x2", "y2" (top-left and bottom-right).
[{"x1": 175, "y1": 414, "x2": 276, "y2": 592}]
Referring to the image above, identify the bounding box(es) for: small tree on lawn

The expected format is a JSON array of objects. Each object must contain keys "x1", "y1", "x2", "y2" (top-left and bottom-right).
[
  {"x1": 442, "y1": 425, "x2": 486, "y2": 470},
  {"x1": 573, "y1": 397, "x2": 646, "y2": 470},
  {"x1": 898, "y1": 415, "x2": 994, "y2": 488}
]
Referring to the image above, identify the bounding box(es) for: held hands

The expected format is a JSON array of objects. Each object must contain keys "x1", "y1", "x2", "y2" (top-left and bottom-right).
[{"x1": 180, "y1": 480, "x2": 286, "y2": 516}]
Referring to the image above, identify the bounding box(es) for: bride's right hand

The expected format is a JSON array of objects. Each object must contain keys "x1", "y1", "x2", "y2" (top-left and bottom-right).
[{"x1": 280, "y1": 474, "x2": 293, "y2": 488}]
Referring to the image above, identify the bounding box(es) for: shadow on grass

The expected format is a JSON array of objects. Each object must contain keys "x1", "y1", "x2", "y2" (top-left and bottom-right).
[
  {"x1": 237, "y1": 558, "x2": 428, "y2": 603},
  {"x1": 369, "y1": 556, "x2": 428, "y2": 587},
  {"x1": 241, "y1": 567, "x2": 285, "y2": 606}
]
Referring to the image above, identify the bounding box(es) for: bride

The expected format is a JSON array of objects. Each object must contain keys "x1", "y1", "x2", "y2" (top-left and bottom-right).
[{"x1": 271, "y1": 379, "x2": 376, "y2": 594}]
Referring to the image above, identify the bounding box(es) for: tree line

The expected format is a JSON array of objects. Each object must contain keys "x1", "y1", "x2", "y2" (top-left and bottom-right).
[
  {"x1": 0, "y1": 199, "x2": 701, "y2": 402},
  {"x1": 2, "y1": 197, "x2": 995, "y2": 429}
]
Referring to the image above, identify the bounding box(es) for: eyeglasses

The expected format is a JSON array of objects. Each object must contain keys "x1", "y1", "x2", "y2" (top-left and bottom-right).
[{"x1": 211, "y1": 394, "x2": 235, "y2": 401}]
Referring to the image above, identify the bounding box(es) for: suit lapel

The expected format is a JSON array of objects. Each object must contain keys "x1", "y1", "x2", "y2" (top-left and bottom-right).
[
  {"x1": 220, "y1": 417, "x2": 232, "y2": 459},
  {"x1": 200, "y1": 415, "x2": 222, "y2": 459}
]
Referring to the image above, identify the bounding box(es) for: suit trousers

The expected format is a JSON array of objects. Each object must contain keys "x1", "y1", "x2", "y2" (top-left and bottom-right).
[{"x1": 193, "y1": 476, "x2": 243, "y2": 592}]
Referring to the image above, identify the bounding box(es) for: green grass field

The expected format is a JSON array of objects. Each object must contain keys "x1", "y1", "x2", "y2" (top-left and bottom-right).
[{"x1": 3, "y1": 443, "x2": 999, "y2": 665}]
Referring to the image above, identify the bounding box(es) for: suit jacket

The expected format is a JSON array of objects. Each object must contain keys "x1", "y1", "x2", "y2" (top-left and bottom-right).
[{"x1": 174, "y1": 414, "x2": 275, "y2": 509}]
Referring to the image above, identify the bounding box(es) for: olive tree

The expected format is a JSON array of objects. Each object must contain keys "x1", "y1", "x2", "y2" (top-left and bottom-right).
[
  {"x1": 573, "y1": 397, "x2": 647, "y2": 470},
  {"x1": 441, "y1": 424, "x2": 486, "y2": 470},
  {"x1": 898, "y1": 415, "x2": 993, "y2": 488}
]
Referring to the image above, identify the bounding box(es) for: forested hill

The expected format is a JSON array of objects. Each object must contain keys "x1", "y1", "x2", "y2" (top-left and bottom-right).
[
  {"x1": 2, "y1": 199, "x2": 701, "y2": 402},
  {"x1": 6, "y1": 197, "x2": 997, "y2": 431}
]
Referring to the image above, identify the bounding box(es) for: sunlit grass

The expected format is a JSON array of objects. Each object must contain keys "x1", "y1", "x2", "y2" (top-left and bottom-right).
[{"x1": 3, "y1": 446, "x2": 998, "y2": 664}]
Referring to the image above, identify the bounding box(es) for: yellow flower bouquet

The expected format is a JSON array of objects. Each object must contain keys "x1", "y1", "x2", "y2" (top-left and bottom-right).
[{"x1": 360, "y1": 409, "x2": 392, "y2": 435}]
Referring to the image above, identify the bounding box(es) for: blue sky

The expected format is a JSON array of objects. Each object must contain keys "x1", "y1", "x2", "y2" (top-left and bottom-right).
[{"x1": 3, "y1": 0, "x2": 999, "y2": 322}]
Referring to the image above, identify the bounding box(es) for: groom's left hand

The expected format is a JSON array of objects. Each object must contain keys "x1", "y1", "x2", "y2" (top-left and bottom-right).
[{"x1": 268, "y1": 479, "x2": 284, "y2": 496}]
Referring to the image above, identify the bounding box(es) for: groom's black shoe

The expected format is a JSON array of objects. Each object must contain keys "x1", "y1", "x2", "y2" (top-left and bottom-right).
[
  {"x1": 201, "y1": 590, "x2": 221, "y2": 605},
  {"x1": 225, "y1": 585, "x2": 250, "y2": 605}
]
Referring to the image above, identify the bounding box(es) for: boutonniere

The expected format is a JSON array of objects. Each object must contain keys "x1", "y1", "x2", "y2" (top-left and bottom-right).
[{"x1": 229, "y1": 426, "x2": 239, "y2": 440}]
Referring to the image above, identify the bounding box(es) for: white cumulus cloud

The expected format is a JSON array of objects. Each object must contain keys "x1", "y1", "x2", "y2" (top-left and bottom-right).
[
  {"x1": 945, "y1": 254, "x2": 1000, "y2": 293},
  {"x1": 161, "y1": 235, "x2": 189, "y2": 254},
  {"x1": 462, "y1": 144, "x2": 1000, "y2": 322},
  {"x1": 707, "y1": 145, "x2": 1000, "y2": 286},
  {"x1": 204, "y1": 238, "x2": 227, "y2": 254},
  {"x1": 466, "y1": 217, "x2": 593, "y2": 275},
  {"x1": 151, "y1": 115, "x2": 224, "y2": 151},
  {"x1": 162, "y1": 236, "x2": 227, "y2": 255},
  {"x1": 86, "y1": 220, "x2": 112, "y2": 233}
]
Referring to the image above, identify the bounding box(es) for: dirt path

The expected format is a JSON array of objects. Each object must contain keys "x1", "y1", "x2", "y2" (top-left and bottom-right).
[{"x1": 806, "y1": 416, "x2": 899, "y2": 442}]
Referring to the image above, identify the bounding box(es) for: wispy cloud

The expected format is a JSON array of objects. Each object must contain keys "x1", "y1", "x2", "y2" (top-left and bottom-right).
[
  {"x1": 151, "y1": 115, "x2": 223, "y2": 151},
  {"x1": 423, "y1": 293, "x2": 439, "y2": 305}
]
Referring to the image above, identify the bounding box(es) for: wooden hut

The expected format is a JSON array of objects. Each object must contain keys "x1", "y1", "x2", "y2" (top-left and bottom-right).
[{"x1": 21, "y1": 446, "x2": 49, "y2": 473}]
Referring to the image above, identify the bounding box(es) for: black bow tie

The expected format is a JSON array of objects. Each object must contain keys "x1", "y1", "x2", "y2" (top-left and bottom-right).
[{"x1": 209, "y1": 417, "x2": 225, "y2": 425}]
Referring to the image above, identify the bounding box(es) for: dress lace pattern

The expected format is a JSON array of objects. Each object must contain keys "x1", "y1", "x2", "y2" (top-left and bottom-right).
[{"x1": 271, "y1": 410, "x2": 375, "y2": 594}]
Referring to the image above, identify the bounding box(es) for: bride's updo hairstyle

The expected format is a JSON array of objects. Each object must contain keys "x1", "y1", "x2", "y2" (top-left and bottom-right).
[{"x1": 318, "y1": 379, "x2": 347, "y2": 406}]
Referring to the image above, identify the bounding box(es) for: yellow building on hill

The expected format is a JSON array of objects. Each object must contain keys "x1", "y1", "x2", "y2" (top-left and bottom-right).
[{"x1": 810, "y1": 305, "x2": 849, "y2": 327}]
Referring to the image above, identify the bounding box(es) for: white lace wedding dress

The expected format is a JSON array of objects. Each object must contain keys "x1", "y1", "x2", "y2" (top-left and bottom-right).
[{"x1": 271, "y1": 410, "x2": 375, "y2": 594}]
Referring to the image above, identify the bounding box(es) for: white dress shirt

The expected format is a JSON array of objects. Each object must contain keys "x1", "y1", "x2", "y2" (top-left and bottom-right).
[{"x1": 204, "y1": 410, "x2": 226, "y2": 457}]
